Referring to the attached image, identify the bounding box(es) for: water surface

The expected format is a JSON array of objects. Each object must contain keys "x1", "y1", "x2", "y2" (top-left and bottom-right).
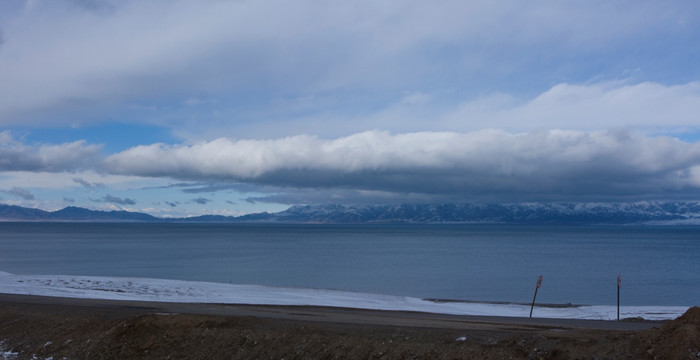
[{"x1": 0, "y1": 223, "x2": 697, "y2": 306}]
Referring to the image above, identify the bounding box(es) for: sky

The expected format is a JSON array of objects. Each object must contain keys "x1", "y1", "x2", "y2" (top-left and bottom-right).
[{"x1": 1, "y1": 0, "x2": 700, "y2": 217}]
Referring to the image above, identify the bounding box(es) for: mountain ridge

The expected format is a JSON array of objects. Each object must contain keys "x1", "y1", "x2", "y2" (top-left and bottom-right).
[{"x1": 2, "y1": 201, "x2": 700, "y2": 225}]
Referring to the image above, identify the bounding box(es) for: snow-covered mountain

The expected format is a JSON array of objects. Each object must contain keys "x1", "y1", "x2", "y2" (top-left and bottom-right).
[
  {"x1": 271, "y1": 202, "x2": 700, "y2": 225},
  {"x1": 2, "y1": 202, "x2": 700, "y2": 224}
]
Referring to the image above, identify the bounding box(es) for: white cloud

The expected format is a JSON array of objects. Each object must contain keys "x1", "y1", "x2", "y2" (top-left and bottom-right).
[
  {"x1": 0, "y1": 131, "x2": 102, "y2": 172},
  {"x1": 177, "y1": 81, "x2": 700, "y2": 140},
  {"x1": 444, "y1": 81, "x2": 700, "y2": 132},
  {"x1": 106, "y1": 130, "x2": 700, "y2": 201}
]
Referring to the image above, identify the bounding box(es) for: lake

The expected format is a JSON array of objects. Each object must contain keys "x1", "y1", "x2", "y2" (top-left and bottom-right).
[{"x1": 0, "y1": 222, "x2": 697, "y2": 306}]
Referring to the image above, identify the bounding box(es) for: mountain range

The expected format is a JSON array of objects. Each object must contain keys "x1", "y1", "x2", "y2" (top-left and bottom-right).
[{"x1": 2, "y1": 202, "x2": 700, "y2": 225}]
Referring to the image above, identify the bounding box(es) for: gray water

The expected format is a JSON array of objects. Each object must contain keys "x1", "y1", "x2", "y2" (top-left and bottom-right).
[{"x1": 0, "y1": 223, "x2": 697, "y2": 306}]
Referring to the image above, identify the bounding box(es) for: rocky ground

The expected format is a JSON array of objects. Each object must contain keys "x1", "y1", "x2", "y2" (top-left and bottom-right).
[{"x1": 0, "y1": 295, "x2": 697, "y2": 359}]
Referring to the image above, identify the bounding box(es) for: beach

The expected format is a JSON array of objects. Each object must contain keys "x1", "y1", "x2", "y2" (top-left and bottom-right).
[{"x1": 0, "y1": 294, "x2": 698, "y2": 359}]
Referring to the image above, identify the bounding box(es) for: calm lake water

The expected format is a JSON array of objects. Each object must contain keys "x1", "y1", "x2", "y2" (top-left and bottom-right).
[{"x1": 0, "y1": 222, "x2": 697, "y2": 306}]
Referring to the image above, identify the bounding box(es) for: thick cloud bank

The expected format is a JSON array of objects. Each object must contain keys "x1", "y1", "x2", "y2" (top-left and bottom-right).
[{"x1": 106, "y1": 130, "x2": 700, "y2": 201}]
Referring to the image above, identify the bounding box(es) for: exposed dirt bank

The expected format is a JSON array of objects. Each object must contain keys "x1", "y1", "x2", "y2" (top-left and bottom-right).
[{"x1": 0, "y1": 294, "x2": 697, "y2": 359}]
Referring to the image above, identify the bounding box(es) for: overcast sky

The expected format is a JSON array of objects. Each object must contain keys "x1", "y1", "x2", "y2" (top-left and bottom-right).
[{"x1": 1, "y1": 0, "x2": 700, "y2": 217}]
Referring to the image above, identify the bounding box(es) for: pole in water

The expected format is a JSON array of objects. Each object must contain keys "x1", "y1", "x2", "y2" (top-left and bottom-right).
[
  {"x1": 530, "y1": 275, "x2": 543, "y2": 318},
  {"x1": 617, "y1": 274, "x2": 621, "y2": 321}
]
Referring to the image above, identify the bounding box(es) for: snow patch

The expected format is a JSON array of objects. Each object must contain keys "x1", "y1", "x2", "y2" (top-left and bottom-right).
[
  {"x1": 0, "y1": 271, "x2": 689, "y2": 321},
  {"x1": 0, "y1": 341, "x2": 18, "y2": 360},
  {"x1": 1, "y1": 352, "x2": 18, "y2": 360}
]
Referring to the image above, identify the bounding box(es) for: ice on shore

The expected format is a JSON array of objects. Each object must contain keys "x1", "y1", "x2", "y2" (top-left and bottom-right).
[{"x1": 0, "y1": 271, "x2": 688, "y2": 321}]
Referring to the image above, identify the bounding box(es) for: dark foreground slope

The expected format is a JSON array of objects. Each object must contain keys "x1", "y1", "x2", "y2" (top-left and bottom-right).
[{"x1": 0, "y1": 294, "x2": 698, "y2": 359}]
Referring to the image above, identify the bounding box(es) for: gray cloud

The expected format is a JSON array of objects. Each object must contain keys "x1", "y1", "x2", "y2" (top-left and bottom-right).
[
  {"x1": 63, "y1": 197, "x2": 75, "y2": 203},
  {"x1": 0, "y1": 131, "x2": 102, "y2": 172},
  {"x1": 142, "y1": 181, "x2": 258, "y2": 194},
  {"x1": 191, "y1": 197, "x2": 211, "y2": 205},
  {"x1": 73, "y1": 177, "x2": 105, "y2": 189},
  {"x1": 91, "y1": 194, "x2": 136, "y2": 205},
  {"x1": 3, "y1": 187, "x2": 35, "y2": 200},
  {"x1": 141, "y1": 182, "x2": 198, "y2": 190},
  {"x1": 106, "y1": 130, "x2": 700, "y2": 203},
  {"x1": 181, "y1": 184, "x2": 243, "y2": 194}
]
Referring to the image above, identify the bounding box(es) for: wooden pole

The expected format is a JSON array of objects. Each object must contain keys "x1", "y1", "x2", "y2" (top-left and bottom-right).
[
  {"x1": 617, "y1": 274, "x2": 621, "y2": 321},
  {"x1": 530, "y1": 275, "x2": 542, "y2": 318}
]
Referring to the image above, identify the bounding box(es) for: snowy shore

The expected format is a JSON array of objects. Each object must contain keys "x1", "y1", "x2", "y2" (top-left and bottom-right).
[{"x1": 0, "y1": 271, "x2": 688, "y2": 321}]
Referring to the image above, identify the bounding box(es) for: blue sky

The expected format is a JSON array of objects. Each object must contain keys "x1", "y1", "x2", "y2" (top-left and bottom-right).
[{"x1": 1, "y1": 0, "x2": 700, "y2": 217}]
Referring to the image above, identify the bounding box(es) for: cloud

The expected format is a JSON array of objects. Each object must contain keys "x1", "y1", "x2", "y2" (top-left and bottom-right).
[
  {"x1": 141, "y1": 182, "x2": 197, "y2": 190},
  {"x1": 1, "y1": 0, "x2": 697, "y2": 131},
  {"x1": 244, "y1": 189, "x2": 453, "y2": 206},
  {"x1": 73, "y1": 177, "x2": 105, "y2": 188},
  {"x1": 173, "y1": 80, "x2": 700, "y2": 141},
  {"x1": 181, "y1": 183, "x2": 245, "y2": 194},
  {"x1": 0, "y1": 170, "x2": 155, "y2": 191},
  {"x1": 91, "y1": 194, "x2": 136, "y2": 205},
  {"x1": 106, "y1": 130, "x2": 700, "y2": 202},
  {"x1": 2, "y1": 187, "x2": 35, "y2": 200},
  {"x1": 443, "y1": 81, "x2": 700, "y2": 132},
  {"x1": 191, "y1": 197, "x2": 211, "y2": 205},
  {"x1": 1, "y1": 0, "x2": 698, "y2": 214},
  {"x1": 3, "y1": 123, "x2": 700, "y2": 205},
  {"x1": 0, "y1": 131, "x2": 102, "y2": 172},
  {"x1": 141, "y1": 181, "x2": 247, "y2": 194},
  {"x1": 63, "y1": 197, "x2": 75, "y2": 203}
]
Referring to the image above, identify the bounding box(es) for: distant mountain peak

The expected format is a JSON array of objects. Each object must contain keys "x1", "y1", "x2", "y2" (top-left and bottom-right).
[{"x1": 0, "y1": 204, "x2": 157, "y2": 222}]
